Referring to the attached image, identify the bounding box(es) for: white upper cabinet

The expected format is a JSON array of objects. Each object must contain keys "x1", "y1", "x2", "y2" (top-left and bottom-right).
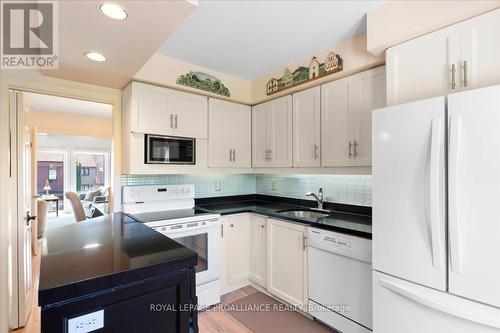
[
  {"x1": 208, "y1": 99, "x2": 251, "y2": 168},
  {"x1": 252, "y1": 95, "x2": 293, "y2": 167},
  {"x1": 352, "y1": 67, "x2": 387, "y2": 166},
  {"x1": 387, "y1": 9, "x2": 500, "y2": 106},
  {"x1": 321, "y1": 77, "x2": 352, "y2": 167},
  {"x1": 292, "y1": 86, "x2": 321, "y2": 167},
  {"x1": 459, "y1": 9, "x2": 500, "y2": 91},
  {"x1": 386, "y1": 25, "x2": 460, "y2": 106},
  {"x1": 322, "y1": 67, "x2": 386, "y2": 167},
  {"x1": 169, "y1": 89, "x2": 208, "y2": 138},
  {"x1": 125, "y1": 81, "x2": 208, "y2": 138}
]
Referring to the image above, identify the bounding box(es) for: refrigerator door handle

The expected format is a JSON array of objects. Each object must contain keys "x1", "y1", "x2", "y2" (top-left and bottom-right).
[
  {"x1": 449, "y1": 114, "x2": 462, "y2": 274},
  {"x1": 429, "y1": 118, "x2": 443, "y2": 269},
  {"x1": 379, "y1": 277, "x2": 500, "y2": 329}
]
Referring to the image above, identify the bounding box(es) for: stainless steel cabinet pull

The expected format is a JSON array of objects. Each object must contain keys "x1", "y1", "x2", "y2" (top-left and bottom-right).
[
  {"x1": 221, "y1": 224, "x2": 224, "y2": 238},
  {"x1": 229, "y1": 149, "x2": 232, "y2": 162},
  {"x1": 451, "y1": 64, "x2": 456, "y2": 89},
  {"x1": 233, "y1": 149, "x2": 236, "y2": 162},
  {"x1": 174, "y1": 114, "x2": 178, "y2": 128},
  {"x1": 349, "y1": 141, "x2": 353, "y2": 158},
  {"x1": 170, "y1": 114, "x2": 173, "y2": 128},
  {"x1": 462, "y1": 61, "x2": 468, "y2": 87},
  {"x1": 354, "y1": 140, "x2": 359, "y2": 157},
  {"x1": 314, "y1": 144, "x2": 319, "y2": 159},
  {"x1": 303, "y1": 234, "x2": 307, "y2": 251},
  {"x1": 261, "y1": 224, "x2": 265, "y2": 228},
  {"x1": 230, "y1": 224, "x2": 234, "y2": 227}
]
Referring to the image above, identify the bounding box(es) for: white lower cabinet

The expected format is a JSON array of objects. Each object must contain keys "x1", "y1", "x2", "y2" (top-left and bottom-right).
[
  {"x1": 221, "y1": 214, "x2": 250, "y2": 293},
  {"x1": 266, "y1": 218, "x2": 308, "y2": 307},
  {"x1": 249, "y1": 215, "x2": 267, "y2": 287}
]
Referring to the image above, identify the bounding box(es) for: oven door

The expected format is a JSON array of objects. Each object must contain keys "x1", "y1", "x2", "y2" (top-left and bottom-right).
[
  {"x1": 145, "y1": 134, "x2": 195, "y2": 165},
  {"x1": 159, "y1": 221, "x2": 220, "y2": 285}
]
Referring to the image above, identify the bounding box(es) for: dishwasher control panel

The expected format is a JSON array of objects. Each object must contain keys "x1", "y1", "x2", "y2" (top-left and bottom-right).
[{"x1": 308, "y1": 228, "x2": 372, "y2": 263}]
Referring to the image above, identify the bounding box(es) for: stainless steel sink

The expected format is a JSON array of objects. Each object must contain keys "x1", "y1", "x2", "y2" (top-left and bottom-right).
[{"x1": 276, "y1": 209, "x2": 331, "y2": 220}]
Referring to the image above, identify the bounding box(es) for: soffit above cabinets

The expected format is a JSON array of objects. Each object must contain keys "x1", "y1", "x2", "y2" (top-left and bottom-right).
[{"x1": 39, "y1": 0, "x2": 197, "y2": 89}]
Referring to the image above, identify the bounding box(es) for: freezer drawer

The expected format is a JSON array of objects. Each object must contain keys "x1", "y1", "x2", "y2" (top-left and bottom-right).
[{"x1": 373, "y1": 271, "x2": 500, "y2": 333}]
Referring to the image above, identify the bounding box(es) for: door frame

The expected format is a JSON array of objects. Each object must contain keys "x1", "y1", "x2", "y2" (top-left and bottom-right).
[{"x1": 0, "y1": 73, "x2": 121, "y2": 331}]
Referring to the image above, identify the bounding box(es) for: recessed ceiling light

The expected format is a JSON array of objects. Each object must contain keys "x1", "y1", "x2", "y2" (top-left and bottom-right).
[
  {"x1": 84, "y1": 52, "x2": 106, "y2": 62},
  {"x1": 99, "y1": 3, "x2": 128, "y2": 21}
]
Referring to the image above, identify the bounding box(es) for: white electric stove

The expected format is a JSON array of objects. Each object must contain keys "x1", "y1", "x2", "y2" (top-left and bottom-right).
[{"x1": 122, "y1": 184, "x2": 221, "y2": 308}]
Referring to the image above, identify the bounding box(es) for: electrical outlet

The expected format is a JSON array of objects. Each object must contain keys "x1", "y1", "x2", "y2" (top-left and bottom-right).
[
  {"x1": 67, "y1": 310, "x2": 104, "y2": 333},
  {"x1": 215, "y1": 181, "x2": 221, "y2": 192},
  {"x1": 272, "y1": 179, "x2": 277, "y2": 191}
]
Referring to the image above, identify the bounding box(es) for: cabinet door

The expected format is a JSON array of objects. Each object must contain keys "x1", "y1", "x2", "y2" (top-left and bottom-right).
[
  {"x1": 252, "y1": 103, "x2": 269, "y2": 167},
  {"x1": 352, "y1": 67, "x2": 387, "y2": 166},
  {"x1": 249, "y1": 215, "x2": 267, "y2": 288},
  {"x1": 267, "y1": 96, "x2": 293, "y2": 167},
  {"x1": 460, "y1": 9, "x2": 500, "y2": 91},
  {"x1": 321, "y1": 77, "x2": 353, "y2": 167},
  {"x1": 208, "y1": 99, "x2": 251, "y2": 168},
  {"x1": 386, "y1": 25, "x2": 460, "y2": 106},
  {"x1": 226, "y1": 215, "x2": 250, "y2": 286},
  {"x1": 170, "y1": 90, "x2": 208, "y2": 138},
  {"x1": 132, "y1": 82, "x2": 172, "y2": 135},
  {"x1": 293, "y1": 86, "x2": 321, "y2": 167},
  {"x1": 267, "y1": 219, "x2": 307, "y2": 306}
]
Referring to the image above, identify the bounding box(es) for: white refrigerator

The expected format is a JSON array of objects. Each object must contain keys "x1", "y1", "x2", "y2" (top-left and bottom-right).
[{"x1": 372, "y1": 85, "x2": 500, "y2": 333}]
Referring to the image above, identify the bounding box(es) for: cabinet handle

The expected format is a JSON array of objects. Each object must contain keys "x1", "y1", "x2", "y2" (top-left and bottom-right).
[
  {"x1": 170, "y1": 114, "x2": 173, "y2": 128},
  {"x1": 174, "y1": 114, "x2": 178, "y2": 128},
  {"x1": 348, "y1": 141, "x2": 353, "y2": 158},
  {"x1": 314, "y1": 144, "x2": 319, "y2": 159},
  {"x1": 221, "y1": 224, "x2": 224, "y2": 238},
  {"x1": 451, "y1": 64, "x2": 456, "y2": 90},
  {"x1": 354, "y1": 140, "x2": 359, "y2": 158},
  {"x1": 462, "y1": 61, "x2": 468, "y2": 87},
  {"x1": 229, "y1": 149, "x2": 232, "y2": 162},
  {"x1": 265, "y1": 149, "x2": 271, "y2": 160},
  {"x1": 233, "y1": 149, "x2": 236, "y2": 162},
  {"x1": 261, "y1": 224, "x2": 265, "y2": 228},
  {"x1": 303, "y1": 234, "x2": 307, "y2": 251},
  {"x1": 230, "y1": 224, "x2": 234, "y2": 227}
]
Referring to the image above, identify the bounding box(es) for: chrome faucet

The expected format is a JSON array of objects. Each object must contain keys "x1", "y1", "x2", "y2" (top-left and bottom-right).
[{"x1": 306, "y1": 188, "x2": 324, "y2": 210}]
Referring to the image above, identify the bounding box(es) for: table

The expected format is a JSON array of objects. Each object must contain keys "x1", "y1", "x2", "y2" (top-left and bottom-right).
[{"x1": 42, "y1": 196, "x2": 59, "y2": 216}]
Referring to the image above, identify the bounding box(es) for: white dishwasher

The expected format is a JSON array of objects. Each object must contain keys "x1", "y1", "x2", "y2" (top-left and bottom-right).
[{"x1": 308, "y1": 227, "x2": 372, "y2": 333}]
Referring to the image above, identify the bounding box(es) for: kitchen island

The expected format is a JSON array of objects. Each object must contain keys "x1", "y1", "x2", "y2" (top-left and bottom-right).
[{"x1": 39, "y1": 213, "x2": 198, "y2": 333}]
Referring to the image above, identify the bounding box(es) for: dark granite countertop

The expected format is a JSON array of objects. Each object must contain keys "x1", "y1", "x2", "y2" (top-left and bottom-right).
[
  {"x1": 196, "y1": 195, "x2": 372, "y2": 239},
  {"x1": 39, "y1": 213, "x2": 197, "y2": 308}
]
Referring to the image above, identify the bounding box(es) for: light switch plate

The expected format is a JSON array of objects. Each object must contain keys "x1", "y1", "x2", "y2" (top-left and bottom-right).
[
  {"x1": 215, "y1": 181, "x2": 221, "y2": 192},
  {"x1": 67, "y1": 309, "x2": 104, "y2": 333},
  {"x1": 272, "y1": 179, "x2": 277, "y2": 191}
]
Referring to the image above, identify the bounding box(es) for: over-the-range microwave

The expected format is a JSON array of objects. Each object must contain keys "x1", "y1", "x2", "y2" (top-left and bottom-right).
[{"x1": 144, "y1": 134, "x2": 196, "y2": 165}]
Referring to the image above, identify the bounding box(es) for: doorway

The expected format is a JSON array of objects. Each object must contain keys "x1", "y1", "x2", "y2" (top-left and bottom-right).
[{"x1": 9, "y1": 90, "x2": 114, "y2": 330}]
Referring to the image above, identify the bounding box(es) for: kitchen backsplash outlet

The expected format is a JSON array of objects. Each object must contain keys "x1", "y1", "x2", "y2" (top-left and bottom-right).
[{"x1": 121, "y1": 173, "x2": 372, "y2": 206}]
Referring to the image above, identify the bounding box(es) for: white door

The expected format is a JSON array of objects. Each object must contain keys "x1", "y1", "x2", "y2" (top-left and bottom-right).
[
  {"x1": 386, "y1": 24, "x2": 460, "y2": 106},
  {"x1": 267, "y1": 96, "x2": 293, "y2": 167},
  {"x1": 352, "y1": 67, "x2": 386, "y2": 166},
  {"x1": 448, "y1": 85, "x2": 500, "y2": 308},
  {"x1": 267, "y1": 218, "x2": 307, "y2": 306},
  {"x1": 252, "y1": 103, "x2": 269, "y2": 167},
  {"x1": 372, "y1": 97, "x2": 446, "y2": 291},
  {"x1": 373, "y1": 271, "x2": 500, "y2": 333},
  {"x1": 208, "y1": 99, "x2": 251, "y2": 168},
  {"x1": 249, "y1": 215, "x2": 266, "y2": 287},
  {"x1": 226, "y1": 214, "x2": 250, "y2": 285},
  {"x1": 132, "y1": 82, "x2": 171, "y2": 135},
  {"x1": 170, "y1": 90, "x2": 208, "y2": 138},
  {"x1": 15, "y1": 91, "x2": 34, "y2": 328},
  {"x1": 293, "y1": 86, "x2": 321, "y2": 167},
  {"x1": 321, "y1": 77, "x2": 352, "y2": 167},
  {"x1": 459, "y1": 9, "x2": 500, "y2": 91}
]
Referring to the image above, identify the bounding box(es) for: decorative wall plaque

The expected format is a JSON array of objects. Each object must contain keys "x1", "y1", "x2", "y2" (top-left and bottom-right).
[{"x1": 177, "y1": 71, "x2": 231, "y2": 97}]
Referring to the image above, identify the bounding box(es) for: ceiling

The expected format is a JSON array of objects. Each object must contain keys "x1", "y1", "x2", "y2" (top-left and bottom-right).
[
  {"x1": 24, "y1": 92, "x2": 112, "y2": 118},
  {"x1": 159, "y1": 0, "x2": 382, "y2": 80},
  {"x1": 40, "y1": 0, "x2": 197, "y2": 88}
]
